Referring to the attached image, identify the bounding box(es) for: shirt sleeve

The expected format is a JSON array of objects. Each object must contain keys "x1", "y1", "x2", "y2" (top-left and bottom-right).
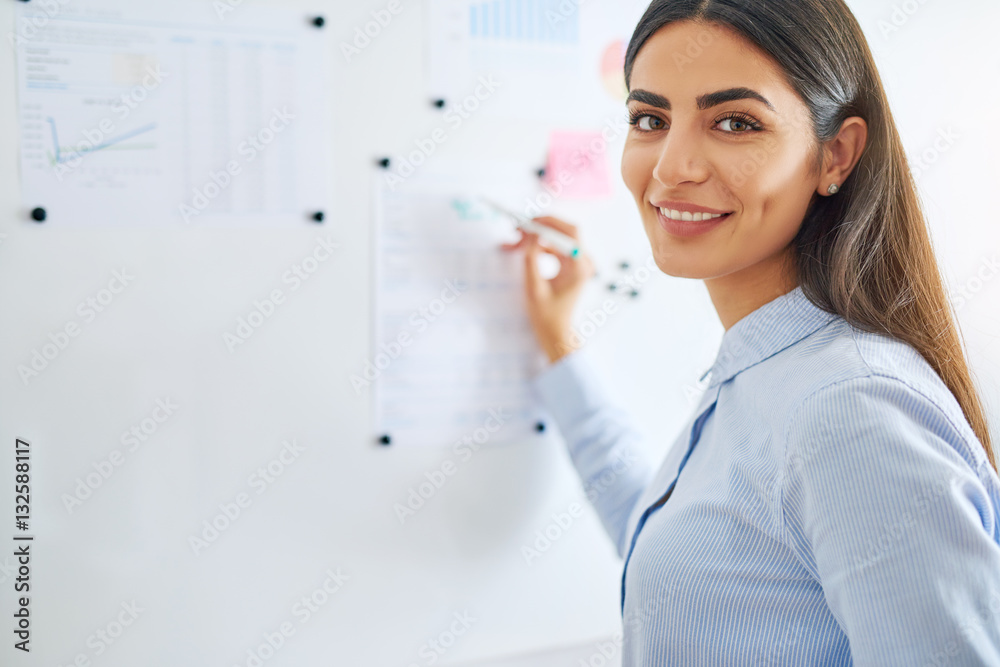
[
  {"x1": 780, "y1": 373, "x2": 1000, "y2": 666},
  {"x1": 531, "y1": 349, "x2": 655, "y2": 558}
]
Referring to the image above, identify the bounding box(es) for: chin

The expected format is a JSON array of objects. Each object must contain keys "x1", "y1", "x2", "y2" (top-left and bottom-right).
[
  {"x1": 645, "y1": 233, "x2": 727, "y2": 279},
  {"x1": 649, "y1": 246, "x2": 700, "y2": 279}
]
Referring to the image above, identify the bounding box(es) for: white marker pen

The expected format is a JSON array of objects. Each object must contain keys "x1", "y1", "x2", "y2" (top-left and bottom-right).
[{"x1": 480, "y1": 197, "x2": 580, "y2": 259}]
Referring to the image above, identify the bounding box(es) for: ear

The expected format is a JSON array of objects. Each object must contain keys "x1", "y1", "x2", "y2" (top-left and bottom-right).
[{"x1": 818, "y1": 116, "x2": 868, "y2": 196}]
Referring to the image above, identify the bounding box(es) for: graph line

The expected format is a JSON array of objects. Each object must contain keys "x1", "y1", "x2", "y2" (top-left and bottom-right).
[{"x1": 47, "y1": 117, "x2": 158, "y2": 165}]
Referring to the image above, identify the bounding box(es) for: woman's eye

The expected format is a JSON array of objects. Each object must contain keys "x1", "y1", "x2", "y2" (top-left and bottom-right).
[
  {"x1": 636, "y1": 115, "x2": 664, "y2": 131},
  {"x1": 716, "y1": 115, "x2": 761, "y2": 133}
]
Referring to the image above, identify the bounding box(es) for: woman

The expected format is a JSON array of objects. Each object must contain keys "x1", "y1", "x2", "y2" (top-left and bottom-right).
[{"x1": 501, "y1": 0, "x2": 1000, "y2": 664}]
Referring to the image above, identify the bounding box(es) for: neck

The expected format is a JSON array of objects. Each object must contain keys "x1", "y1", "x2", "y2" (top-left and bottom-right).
[{"x1": 705, "y1": 247, "x2": 799, "y2": 331}]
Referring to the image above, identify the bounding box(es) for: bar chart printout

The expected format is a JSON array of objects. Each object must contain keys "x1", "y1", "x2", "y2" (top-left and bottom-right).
[{"x1": 427, "y1": 0, "x2": 585, "y2": 121}]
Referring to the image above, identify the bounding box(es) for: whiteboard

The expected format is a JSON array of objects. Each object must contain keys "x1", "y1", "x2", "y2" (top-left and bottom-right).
[{"x1": 0, "y1": 0, "x2": 997, "y2": 665}]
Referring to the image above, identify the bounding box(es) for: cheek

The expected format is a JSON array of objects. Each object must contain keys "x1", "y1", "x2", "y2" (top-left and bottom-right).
[
  {"x1": 728, "y1": 148, "x2": 816, "y2": 244},
  {"x1": 620, "y1": 141, "x2": 654, "y2": 201},
  {"x1": 725, "y1": 141, "x2": 803, "y2": 195}
]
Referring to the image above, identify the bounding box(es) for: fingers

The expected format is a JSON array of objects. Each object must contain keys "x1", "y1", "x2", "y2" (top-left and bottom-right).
[
  {"x1": 523, "y1": 235, "x2": 542, "y2": 295},
  {"x1": 500, "y1": 219, "x2": 585, "y2": 266},
  {"x1": 499, "y1": 228, "x2": 529, "y2": 251},
  {"x1": 531, "y1": 216, "x2": 580, "y2": 240}
]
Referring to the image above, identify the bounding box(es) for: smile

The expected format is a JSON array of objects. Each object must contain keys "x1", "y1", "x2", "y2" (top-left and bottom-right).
[{"x1": 658, "y1": 207, "x2": 730, "y2": 222}]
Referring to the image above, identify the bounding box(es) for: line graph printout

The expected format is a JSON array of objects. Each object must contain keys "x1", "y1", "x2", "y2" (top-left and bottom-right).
[
  {"x1": 15, "y1": 1, "x2": 328, "y2": 227},
  {"x1": 372, "y1": 163, "x2": 550, "y2": 448}
]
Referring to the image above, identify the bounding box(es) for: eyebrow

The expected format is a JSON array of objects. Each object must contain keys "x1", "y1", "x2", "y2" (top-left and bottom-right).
[{"x1": 626, "y1": 87, "x2": 776, "y2": 112}]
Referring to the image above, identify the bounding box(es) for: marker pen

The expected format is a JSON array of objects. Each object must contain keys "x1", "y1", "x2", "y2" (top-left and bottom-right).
[{"x1": 480, "y1": 197, "x2": 580, "y2": 259}]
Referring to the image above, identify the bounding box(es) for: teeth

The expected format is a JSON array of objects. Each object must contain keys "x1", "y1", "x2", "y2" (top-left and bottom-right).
[{"x1": 658, "y1": 207, "x2": 727, "y2": 222}]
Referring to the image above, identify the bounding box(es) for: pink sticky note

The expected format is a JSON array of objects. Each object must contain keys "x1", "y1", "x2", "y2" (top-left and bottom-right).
[{"x1": 543, "y1": 130, "x2": 613, "y2": 199}]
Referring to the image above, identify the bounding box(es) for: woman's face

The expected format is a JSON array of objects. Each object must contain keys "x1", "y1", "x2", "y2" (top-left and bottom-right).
[{"x1": 621, "y1": 20, "x2": 822, "y2": 283}]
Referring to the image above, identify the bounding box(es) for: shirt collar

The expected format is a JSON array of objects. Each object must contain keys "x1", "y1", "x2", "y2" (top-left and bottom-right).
[{"x1": 700, "y1": 285, "x2": 839, "y2": 389}]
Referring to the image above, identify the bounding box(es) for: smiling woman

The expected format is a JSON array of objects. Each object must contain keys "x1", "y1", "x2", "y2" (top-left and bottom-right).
[
  {"x1": 621, "y1": 19, "x2": 869, "y2": 326},
  {"x1": 501, "y1": 0, "x2": 1000, "y2": 665},
  {"x1": 616, "y1": 1, "x2": 995, "y2": 474}
]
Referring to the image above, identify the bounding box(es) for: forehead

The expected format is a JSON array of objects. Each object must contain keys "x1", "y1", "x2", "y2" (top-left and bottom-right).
[{"x1": 629, "y1": 20, "x2": 798, "y2": 111}]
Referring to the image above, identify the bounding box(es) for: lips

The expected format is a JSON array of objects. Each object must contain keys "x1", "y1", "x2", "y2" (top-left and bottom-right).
[
  {"x1": 654, "y1": 207, "x2": 732, "y2": 238},
  {"x1": 657, "y1": 206, "x2": 731, "y2": 223},
  {"x1": 651, "y1": 199, "x2": 734, "y2": 215}
]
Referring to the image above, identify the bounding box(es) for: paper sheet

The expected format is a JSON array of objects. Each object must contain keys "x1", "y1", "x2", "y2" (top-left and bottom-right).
[
  {"x1": 426, "y1": 0, "x2": 586, "y2": 121},
  {"x1": 371, "y1": 163, "x2": 550, "y2": 448},
  {"x1": 14, "y1": 1, "x2": 328, "y2": 227}
]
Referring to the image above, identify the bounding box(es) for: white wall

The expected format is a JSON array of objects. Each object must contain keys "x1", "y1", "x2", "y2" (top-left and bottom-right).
[{"x1": 0, "y1": 1, "x2": 997, "y2": 666}]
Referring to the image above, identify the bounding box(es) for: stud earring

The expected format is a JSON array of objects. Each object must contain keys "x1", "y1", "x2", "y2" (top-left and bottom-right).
[{"x1": 827, "y1": 183, "x2": 840, "y2": 195}]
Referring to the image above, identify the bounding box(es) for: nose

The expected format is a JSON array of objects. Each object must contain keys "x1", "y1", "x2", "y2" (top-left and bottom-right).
[{"x1": 651, "y1": 121, "x2": 711, "y2": 188}]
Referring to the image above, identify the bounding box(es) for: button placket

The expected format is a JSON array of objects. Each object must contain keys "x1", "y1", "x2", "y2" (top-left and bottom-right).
[{"x1": 619, "y1": 381, "x2": 723, "y2": 615}]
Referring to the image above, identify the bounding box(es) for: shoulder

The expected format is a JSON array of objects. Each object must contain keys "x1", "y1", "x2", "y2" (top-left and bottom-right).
[{"x1": 780, "y1": 319, "x2": 991, "y2": 479}]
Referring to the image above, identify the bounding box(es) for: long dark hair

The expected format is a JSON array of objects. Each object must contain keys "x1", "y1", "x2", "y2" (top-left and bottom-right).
[{"x1": 625, "y1": 0, "x2": 996, "y2": 472}]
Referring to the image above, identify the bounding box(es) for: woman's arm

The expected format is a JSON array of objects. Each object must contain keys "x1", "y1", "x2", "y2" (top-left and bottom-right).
[
  {"x1": 501, "y1": 215, "x2": 655, "y2": 556},
  {"x1": 780, "y1": 374, "x2": 1000, "y2": 666},
  {"x1": 532, "y1": 349, "x2": 655, "y2": 558}
]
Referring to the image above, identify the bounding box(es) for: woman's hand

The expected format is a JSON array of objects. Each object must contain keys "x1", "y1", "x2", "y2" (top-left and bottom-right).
[{"x1": 500, "y1": 216, "x2": 596, "y2": 364}]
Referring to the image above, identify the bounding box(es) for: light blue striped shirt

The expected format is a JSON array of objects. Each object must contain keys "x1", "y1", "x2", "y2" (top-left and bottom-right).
[{"x1": 532, "y1": 285, "x2": 1000, "y2": 666}]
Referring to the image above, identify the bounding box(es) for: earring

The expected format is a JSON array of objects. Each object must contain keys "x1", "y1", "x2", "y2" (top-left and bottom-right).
[{"x1": 827, "y1": 183, "x2": 840, "y2": 195}]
